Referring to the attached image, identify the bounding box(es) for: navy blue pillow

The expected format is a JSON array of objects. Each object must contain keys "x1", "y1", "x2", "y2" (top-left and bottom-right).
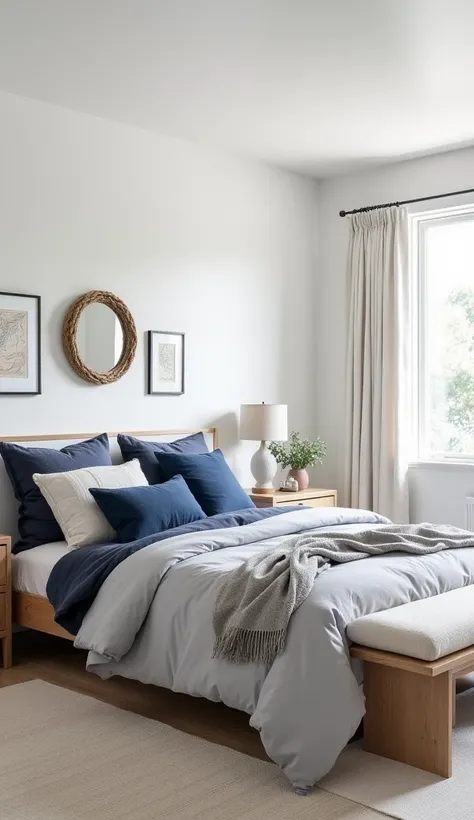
[
  {"x1": 90, "y1": 475, "x2": 206, "y2": 543},
  {"x1": 117, "y1": 432, "x2": 209, "y2": 485},
  {"x1": 157, "y1": 449, "x2": 255, "y2": 516},
  {"x1": 0, "y1": 433, "x2": 112, "y2": 553}
]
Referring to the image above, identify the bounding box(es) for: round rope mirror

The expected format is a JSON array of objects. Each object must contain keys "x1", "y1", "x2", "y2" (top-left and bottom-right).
[{"x1": 62, "y1": 290, "x2": 137, "y2": 385}]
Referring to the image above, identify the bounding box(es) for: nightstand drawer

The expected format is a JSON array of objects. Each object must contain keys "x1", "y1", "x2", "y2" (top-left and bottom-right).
[
  {"x1": 285, "y1": 496, "x2": 335, "y2": 508},
  {"x1": 0, "y1": 536, "x2": 11, "y2": 667},
  {"x1": 0, "y1": 594, "x2": 5, "y2": 634},
  {"x1": 0, "y1": 545, "x2": 6, "y2": 587}
]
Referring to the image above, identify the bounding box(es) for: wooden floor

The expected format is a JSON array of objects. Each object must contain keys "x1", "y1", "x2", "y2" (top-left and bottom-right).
[{"x1": 0, "y1": 630, "x2": 268, "y2": 762}]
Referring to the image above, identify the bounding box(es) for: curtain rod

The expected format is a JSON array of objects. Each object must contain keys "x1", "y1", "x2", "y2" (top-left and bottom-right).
[{"x1": 339, "y1": 186, "x2": 474, "y2": 217}]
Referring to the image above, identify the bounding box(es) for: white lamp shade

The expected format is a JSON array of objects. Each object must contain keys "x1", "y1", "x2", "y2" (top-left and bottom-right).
[{"x1": 240, "y1": 404, "x2": 288, "y2": 442}]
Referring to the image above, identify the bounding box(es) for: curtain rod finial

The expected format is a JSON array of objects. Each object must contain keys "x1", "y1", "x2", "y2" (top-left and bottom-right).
[{"x1": 339, "y1": 210, "x2": 346, "y2": 217}]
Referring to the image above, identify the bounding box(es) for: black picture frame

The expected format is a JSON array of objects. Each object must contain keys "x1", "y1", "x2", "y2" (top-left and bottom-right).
[
  {"x1": 0, "y1": 291, "x2": 41, "y2": 396},
  {"x1": 147, "y1": 330, "x2": 185, "y2": 396}
]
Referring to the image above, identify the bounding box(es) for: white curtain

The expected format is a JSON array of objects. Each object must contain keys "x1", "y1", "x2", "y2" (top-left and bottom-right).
[{"x1": 344, "y1": 206, "x2": 410, "y2": 522}]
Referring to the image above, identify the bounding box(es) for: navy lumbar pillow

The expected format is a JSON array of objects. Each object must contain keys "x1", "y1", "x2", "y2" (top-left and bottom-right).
[
  {"x1": 90, "y1": 474, "x2": 206, "y2": 543},
  {"x1": 117, "y1": 431, "x2": 209, "y2": 485},
  {"x1": 156, "y1": 449, "x2": 255, "y2": 516},
  {"x1": 0, "y1": 433, "x2": 112, "y2": 553}
]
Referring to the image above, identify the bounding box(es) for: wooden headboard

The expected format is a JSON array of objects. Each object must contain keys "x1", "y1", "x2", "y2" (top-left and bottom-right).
[{"x1": 0, "y1": 428, "x2": 217, "y2": 540}]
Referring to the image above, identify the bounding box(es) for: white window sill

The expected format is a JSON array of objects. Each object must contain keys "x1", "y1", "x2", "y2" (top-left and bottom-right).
[{"x1": 409, "y1": 460, "x2": 474, "y2": 472}]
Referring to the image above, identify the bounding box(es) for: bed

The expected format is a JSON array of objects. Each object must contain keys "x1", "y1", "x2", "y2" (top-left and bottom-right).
[
  {"x1": 1, "y1": 429, "x2": 217, "y2": 642},
  {"x1": 3, "y1": 428, "x2": 474, "y2": 792},
  {"x1": 12, "y1": 541, "x2": 72, "y2": 639}
]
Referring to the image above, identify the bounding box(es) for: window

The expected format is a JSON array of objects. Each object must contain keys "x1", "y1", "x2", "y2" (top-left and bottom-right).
[{"x1": 412, "y1": 205, "x2": 474, "y2": 461}]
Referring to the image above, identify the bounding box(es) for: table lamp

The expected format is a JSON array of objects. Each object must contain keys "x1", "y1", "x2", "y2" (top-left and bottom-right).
[{"x1": 240, "y1": 403, "x2": 288, "y2": 493}]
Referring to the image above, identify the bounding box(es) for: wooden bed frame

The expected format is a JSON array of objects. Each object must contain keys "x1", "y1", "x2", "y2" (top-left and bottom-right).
[
  {"x1": 2, "y1": 428, "x2": 217, "y2": 643},
  {"x1": 14, "y1": 590, "x2": 74, "y2": 639}
]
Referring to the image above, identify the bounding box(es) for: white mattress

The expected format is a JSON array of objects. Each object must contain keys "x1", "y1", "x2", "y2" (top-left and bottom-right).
[{"x1": 12, "y1": 542, "x2": 71, "y2": 596}]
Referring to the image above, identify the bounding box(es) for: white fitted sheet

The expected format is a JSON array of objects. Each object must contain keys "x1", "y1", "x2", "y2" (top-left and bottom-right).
[{"x1": 12, "y1": 542, "x2": 71, "y2": 596}]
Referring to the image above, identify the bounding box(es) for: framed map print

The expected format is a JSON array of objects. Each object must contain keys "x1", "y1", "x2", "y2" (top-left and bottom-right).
[
  {"x1": 147, "y1": 331, "x2": 184, "y2": 395},
  {"x1": 0, "y1": 292, "x2": 41, "y2": 395}
]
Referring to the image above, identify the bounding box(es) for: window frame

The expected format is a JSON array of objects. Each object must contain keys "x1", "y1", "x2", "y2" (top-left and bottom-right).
[{"x1": 410, "y1": 203, "x2": 474, "y2": 464}]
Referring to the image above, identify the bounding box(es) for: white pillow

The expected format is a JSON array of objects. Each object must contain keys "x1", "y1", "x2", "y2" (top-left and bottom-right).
[{"x1": 33, "y1": 459, "x2": 148, "y2": 548}]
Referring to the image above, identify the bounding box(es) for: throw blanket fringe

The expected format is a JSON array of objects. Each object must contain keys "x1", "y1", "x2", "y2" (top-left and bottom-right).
[
  {"x1": 213, "y1": 523, "x2": 474, "y2": 665},
  {"x1": 213, "y1": 627, "x2": 287, "y2": 665}
]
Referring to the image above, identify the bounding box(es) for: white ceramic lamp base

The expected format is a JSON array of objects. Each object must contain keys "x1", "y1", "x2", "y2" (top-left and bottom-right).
[{"x1": 250, "y1": 441, "x2": 277, "y2": 494}]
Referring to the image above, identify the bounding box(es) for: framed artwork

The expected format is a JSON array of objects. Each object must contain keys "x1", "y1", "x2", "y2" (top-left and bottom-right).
[
  {"x1": 0, "y1": 291, "x2": 41, "y2": 395},
  {"x1": 147, "y1": 330, "x2": 185, "y2": 395}
]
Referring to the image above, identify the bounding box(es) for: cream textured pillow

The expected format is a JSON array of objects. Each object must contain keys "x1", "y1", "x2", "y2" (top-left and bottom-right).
[{"x1": 33, "y1": 459, "x2": 148, "y2": 548}]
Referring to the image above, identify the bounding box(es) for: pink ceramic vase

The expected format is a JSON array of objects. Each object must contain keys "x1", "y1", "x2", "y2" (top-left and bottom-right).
[{"x1": 288, "y1": 468, "x2": 309, "y2": 491}]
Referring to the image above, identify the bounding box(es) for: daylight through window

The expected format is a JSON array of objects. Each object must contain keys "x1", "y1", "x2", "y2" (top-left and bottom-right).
[{"x1": 413, "y1": 207, "x2": 474, "y2": 459}]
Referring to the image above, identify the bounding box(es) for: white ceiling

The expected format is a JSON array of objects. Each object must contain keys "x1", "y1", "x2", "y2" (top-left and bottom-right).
[{"x1": 1, "y1": 0, "x2": 474, "y2": 177}]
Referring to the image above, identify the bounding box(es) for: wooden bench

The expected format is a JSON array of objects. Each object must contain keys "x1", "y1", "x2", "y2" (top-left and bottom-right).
[{"x1": 348, "y1": 587, "x2": 474, "y2": 778}]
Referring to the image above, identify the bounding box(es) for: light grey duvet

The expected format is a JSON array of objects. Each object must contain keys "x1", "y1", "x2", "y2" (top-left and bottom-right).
[
  {"x1": 214, "y1": 523, "x2": 474, "y2": 665},
  {"x1": 75, "y1": 507, "x2": 474, "y2": 790}
]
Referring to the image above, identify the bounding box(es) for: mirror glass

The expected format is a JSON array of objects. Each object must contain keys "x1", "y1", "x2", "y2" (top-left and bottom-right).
[{"x1": 76, "y1": 303, "x2": 124, "y2": 374}]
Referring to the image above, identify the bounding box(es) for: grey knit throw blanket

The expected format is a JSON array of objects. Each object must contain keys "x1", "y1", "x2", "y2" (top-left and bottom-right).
[{"x1": 213, "y1": 523, "x2": 474, "y2": 665}]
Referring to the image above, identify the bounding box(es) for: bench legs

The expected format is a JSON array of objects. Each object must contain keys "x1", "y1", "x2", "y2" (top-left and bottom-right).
[
  {"x1": 453, "y1": 677, "x2": 456, "y2": 728},
  {"x1": 363, "y1": 662, "x2": 453, "y2": 777}
]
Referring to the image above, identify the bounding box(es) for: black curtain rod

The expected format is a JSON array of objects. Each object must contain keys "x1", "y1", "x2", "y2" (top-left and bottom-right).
[{"x1": 339, "y1": 186, "x2": 474, "y2": 217}]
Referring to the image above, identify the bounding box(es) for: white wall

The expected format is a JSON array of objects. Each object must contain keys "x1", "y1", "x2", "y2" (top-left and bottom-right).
[
  {"x1": 317, "y1": 147, "x2": 474, "y2": 525},
  {"x1": 0, "y1": 90, "x2": 319, "y2": 487}
]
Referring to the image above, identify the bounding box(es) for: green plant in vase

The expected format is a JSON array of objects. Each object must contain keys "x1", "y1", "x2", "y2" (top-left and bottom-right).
[{"x1": 268, "y1": 431, "x2": 327, "y2": 491}]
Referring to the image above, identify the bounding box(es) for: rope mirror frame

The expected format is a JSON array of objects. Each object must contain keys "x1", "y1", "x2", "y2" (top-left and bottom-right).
[{"x1": 62, "y1": 290, "x2": 138, "y2": 385}]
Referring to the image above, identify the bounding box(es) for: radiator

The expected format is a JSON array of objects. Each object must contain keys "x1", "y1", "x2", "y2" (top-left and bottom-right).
[{"x1": 466, "y1": 497, "x2": 474, "y2": 530}]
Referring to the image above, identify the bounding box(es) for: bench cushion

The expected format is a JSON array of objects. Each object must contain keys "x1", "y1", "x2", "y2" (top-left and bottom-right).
[{"x1": 347, "y1": 585, "x2": 474, "y2": 661}]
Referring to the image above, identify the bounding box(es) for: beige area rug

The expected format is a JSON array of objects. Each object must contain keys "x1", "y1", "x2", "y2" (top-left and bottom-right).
[
  {"x1": 0, "y1": 680, "x2": 386, "y2": 820},
  {"x1": 320, "y1": 686, "x2": 474, "y2": 820}
]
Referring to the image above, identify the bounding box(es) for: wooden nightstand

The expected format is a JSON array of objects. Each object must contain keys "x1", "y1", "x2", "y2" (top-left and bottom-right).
[
  {"x1": 0, "y1": 535, "x2": 12, "y2": 669},
  {"x1": 249, "y1": 488, "x2": 337, "y2": 509}
]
